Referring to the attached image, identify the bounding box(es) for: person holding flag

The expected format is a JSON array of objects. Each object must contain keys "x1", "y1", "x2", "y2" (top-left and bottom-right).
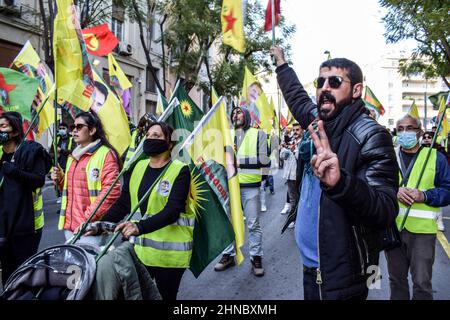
[
  {"x1": 270, "y1": 46, "x2": 399, "y2": 300},
  {"x1": 214, "y1": 105, "x2": 270, "y2": 277},
  {"x1": 51, "y1": 112, "x2": 121, "y2": 246},
  {"x1": 0, "y1": 112, "x2": 52, "y2": 284},
  {"x1": 84, "y1": 122, "x2": 193, "y2": 300},
  {"x1": 386, "y1": 114, "x2": 450, "y2": 300}
]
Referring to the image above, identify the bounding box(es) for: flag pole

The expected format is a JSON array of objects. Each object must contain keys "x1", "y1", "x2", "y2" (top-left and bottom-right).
[
  {"x1": 271, "y1": 0, "x2": 276, "y2": 65},
  {"x1": 399, "y1": 100, "x2": 449, "y2": 231}
]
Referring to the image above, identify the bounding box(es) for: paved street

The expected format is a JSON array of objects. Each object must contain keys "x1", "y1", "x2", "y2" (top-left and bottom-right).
[{"x1": 36, "y1": 172, "x2": 450, "y2": 300}]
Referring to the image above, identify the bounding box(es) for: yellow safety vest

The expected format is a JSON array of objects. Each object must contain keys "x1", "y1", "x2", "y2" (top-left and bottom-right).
[
  {"x1": 130, "y1": 159, "x2": 194, "y2": 268},
  {"x1": 58, "y1": 145, "x2": 111, "y2": 230},
  {"x1": 57, "y1": 136, "x2": 74, "y2": 151},
  {"x1": 233, "y1": 128, "x2": 262, "y2": 185},
  {"x1": 0, "y1": 147, "x2": 44, "y2": 230},
  {"x1": 125, "y1": 130, "x2": 139, "y2": 164},
  {"x1": 397, "y1": 147, "x2": 439, "y2": 234}
]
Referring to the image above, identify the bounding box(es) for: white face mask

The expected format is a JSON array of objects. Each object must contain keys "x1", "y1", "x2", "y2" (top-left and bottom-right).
[{"x1": 58, "y1": 129, "x2": 67, "y2": 136}]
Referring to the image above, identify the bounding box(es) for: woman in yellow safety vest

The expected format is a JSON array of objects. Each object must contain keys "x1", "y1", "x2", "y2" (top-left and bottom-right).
[
  {"x1": 88, "y1": 122, "x2": 192, "y2": 300},
  {"x1": 0, "y1": 112, "x2": 52, "y2": 284},
  {"x1": 51, "y1": 112, "x2": 121, "y2": 246}
]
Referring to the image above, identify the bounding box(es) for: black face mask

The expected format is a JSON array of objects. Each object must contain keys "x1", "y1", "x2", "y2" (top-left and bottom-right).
[
  {"x1": 0, "y1": 131, "x2": 10, "y2": 145},
  {"x1": 143, "y1": 138, "x2": 170, "y2": 156}
]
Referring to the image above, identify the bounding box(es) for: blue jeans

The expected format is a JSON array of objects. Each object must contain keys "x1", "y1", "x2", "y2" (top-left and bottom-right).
[{"x1": 264, "y1": 175, "x2": 274, "y2": 193}]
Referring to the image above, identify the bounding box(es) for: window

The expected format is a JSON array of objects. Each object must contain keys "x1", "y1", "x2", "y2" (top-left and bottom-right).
[
  {"x1": 146, "y1": 67, "x2": 159, "y2": 93},
  {"x1": 111, "y1": 18, "x2": 124, "y2": 53}
]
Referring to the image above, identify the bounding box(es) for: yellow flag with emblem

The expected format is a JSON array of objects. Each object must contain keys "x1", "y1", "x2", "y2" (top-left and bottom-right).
[
  {"x1": 240, "y1": 67, "x2": 273, "y2": 134},
  {"x1": 53, "y1": 0, "x2": 95, "y2": 111},
  {"x1": 221, "y1": 0, "x2": 245, "y2": 53},
  {"x1": 92, "y1": 70, "x2": 131, "y2": 156},
  {"x1": 11, "y1": 41, "x2": 55, "y2": 136},
  {"x1": 186, "y1": 94, "x2": 245, "y2": 267}
]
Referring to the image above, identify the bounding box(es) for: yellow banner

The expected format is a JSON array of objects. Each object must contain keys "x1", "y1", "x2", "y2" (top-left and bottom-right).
[
  {"x1": 241, "y1": 67, "x2": 273, "y2": 134},
  {"x1": 53, "y1": 0, "x2": 94, "y2": 111},
  {"x1": 92, "y1": 71, "x2": 131, "y2": 156},
  {"x1": 188, "y1": 94, "x2": 245, "y2": 265},
  {"x1": 221, "y1": 0, "x2": 245, "y2": 53},
  {"x1": 12, "y1": 41, "x2": 55, "y2": 136}
]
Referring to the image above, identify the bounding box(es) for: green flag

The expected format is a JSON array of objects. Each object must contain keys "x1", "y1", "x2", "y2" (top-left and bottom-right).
[
  {"x1": 166, "y1": 81, "x2": 204, "y2": 132},
  {"x1": 182, "y1": 97, "x2": 239, "y2": 277},
  {"x1": 429, "y1": 91, "x2": 449, "y2": 110},
  {"x1": 0, "y1": 67, "x2": 39, "y2": 120}
]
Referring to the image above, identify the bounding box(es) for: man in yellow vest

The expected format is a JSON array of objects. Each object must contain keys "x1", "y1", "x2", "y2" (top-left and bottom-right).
[
  {"x1": 386, "y1": 114, "x2": 450, "y2": 300},
  {"x1": 214, "y1": 106, "x2": 270, "y2": 276}
]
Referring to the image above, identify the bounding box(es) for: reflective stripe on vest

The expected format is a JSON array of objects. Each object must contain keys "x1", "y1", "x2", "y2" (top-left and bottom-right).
[
  {"x1": 130, "y1": 158, "x2": 194, "y2": 268},
  {"x1": 125, "y1": 130, "x2": 138, "y2": 164},
  {"x1": 233, "y1": 128, "x2": 262, "y2": 184},
  {"x1": 33, "y1": 188, "x2": 44, "y2": 230},
  {"x1": 397, "y1": 147, "x2": 439, "y2": 234},
  {"x1": 58, "y1": 145, "x2": 111, "y2": 230},
  {"x1": 0, "y1": 148, "x2": 44, "y2": 230}
]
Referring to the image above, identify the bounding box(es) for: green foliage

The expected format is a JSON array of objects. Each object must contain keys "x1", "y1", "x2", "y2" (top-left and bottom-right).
[{"x1": 380, "y1": 0, "x2": 450, "y2": 87}]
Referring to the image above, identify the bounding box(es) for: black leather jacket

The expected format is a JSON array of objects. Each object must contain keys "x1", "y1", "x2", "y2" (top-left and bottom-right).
[{"x1": 276, "y1": 64, "x2": 399, "y2": 300}]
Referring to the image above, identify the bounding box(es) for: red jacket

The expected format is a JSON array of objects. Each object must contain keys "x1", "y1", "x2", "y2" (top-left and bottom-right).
[{"x1": 59, "y1": 145, "x2": 121, "y2": 232}]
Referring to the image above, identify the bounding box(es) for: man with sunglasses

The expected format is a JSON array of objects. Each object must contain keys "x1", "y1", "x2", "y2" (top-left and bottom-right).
[{"x1": 270, "y1": 47, "x2": 399, "y2": 300}]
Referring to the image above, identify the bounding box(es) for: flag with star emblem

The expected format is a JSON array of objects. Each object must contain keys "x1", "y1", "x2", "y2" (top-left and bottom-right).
[
  {"x1": 165, "y1": 81, "x2": 204, "y2": 133},
  {"x1": 221, "y1": 0, "x2": 245, "y2": 53},
  {"x1": 82, "y1": 24, "x2": 119, "y2": 57},
  {"x1": 0, "y1": 67, "x2": 39, "y2": 121}
]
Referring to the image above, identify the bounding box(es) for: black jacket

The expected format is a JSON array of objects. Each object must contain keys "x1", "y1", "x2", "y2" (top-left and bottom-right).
[
  {"x1": 0, "y1": 141, "x2": 52, "y2": 240},
  {"x1": 277, "y1": 64, "x2": 399, "y2": 299}
]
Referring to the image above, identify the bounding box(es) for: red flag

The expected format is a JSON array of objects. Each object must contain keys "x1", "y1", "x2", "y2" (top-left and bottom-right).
[
  {"x1": 264, "y1": 0, "x2": 280, "y2": 32},
  {"x1": 81, "y1": 24, "x2": 119, "y2": 57},
  {"x1": 23, "y1": 120, "x2": 35, "y2": 141},
  {"x1": 280, "y1": 113, "x2": 287, "y2": 129}
]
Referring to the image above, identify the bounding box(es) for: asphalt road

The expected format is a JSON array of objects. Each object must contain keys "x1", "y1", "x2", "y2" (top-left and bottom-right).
[{"x1": 34, "y1": 173, "x2": 450, "y2": 300}]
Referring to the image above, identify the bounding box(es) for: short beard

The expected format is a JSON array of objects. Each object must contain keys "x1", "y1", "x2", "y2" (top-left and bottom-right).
[{"x1": 318, "y1": 92, "x2": 353, "y2": 121}]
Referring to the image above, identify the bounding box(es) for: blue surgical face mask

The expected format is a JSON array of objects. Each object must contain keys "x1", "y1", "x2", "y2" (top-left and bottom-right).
[{"x1": 398, "y1": 131, "x2": 418, "y2": 149}]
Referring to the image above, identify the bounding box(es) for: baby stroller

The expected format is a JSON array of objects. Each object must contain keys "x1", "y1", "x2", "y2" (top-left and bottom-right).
[{"x1": 0, "y1": 243, "x2": 98, "y2": 300}]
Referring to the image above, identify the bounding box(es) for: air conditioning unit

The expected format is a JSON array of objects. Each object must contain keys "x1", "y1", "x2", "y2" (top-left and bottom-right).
[
  {"x1": 119, "y1": 43, "x2": 133, "y2": 56},
  {"x1": 0, "y1": 0, "x2": 21, "y2": 16}
]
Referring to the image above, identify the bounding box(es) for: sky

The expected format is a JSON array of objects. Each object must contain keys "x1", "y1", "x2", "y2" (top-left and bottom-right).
[{"x1": 277, "y1": 0, "x2": 415, "y2": 84}]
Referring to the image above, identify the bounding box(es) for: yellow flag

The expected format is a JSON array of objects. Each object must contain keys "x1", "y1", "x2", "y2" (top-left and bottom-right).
[
  {"x1": 221, "y1": 0, "x2": 245, "y2": 53},
  {"x1": 437, "y1": 97, "x2": 448, "y2": 138},
  {"x1": 11, "y1": 41, "x2": 55, "y2": 136},
  {"x1": 92, "y1": 71, "x2": 131, "y2": 156},
  {"x1": 108, "y1": 53, "x2": 132, "y2": 90},
  {"x1": 270, "y1": 97, "x2": 280, "y2": 133},
  {"x1": 53, "y1": 0, "x2": 95, "y2": 111},
  {"x1": 241, "y1": 67, "x2": 273, "y2": 134},
  {"x1": 407, "y1": 100, "x2": 419, "y2": 119},
  {"x1": 187, "y1": 96, "x2": 245, "y2": 265}
]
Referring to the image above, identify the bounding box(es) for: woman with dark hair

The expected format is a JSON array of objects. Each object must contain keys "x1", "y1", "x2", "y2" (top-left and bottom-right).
[
  {"x1": 85, "y1": 121, "x2": 193, "y2": 300},
  {"x1": 51, "y1": 112, "x2": 121, "y2": 246},
  {"x1": 0, "y1": 112, "x2": 52, "y2": 284}
]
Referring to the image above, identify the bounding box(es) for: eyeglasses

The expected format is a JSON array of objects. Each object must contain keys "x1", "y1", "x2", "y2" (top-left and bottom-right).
[
  {"x1": 72, "y1": 124, "x2": 89, "y2": 131},
  {"x1": 314, "y1": 76, "x2": 350, "y2": 89},
  {"x1": 397, "y1": 126, "x2": 419, "y2": 133},
  {"x1": 423, "y1": 135, "x2": 432, "y2": 139}
]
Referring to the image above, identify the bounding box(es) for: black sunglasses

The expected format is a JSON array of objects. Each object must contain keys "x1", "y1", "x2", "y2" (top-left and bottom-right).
[
  {"x1": 72, "y1": 124, "x2": 89, "y2": 131},
  {"x1": 423, "y1": 135, "x2": 432, "y2": 139},
  {"x1": 314, "y1": 76, "x2": 350, "y2": 89}
]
